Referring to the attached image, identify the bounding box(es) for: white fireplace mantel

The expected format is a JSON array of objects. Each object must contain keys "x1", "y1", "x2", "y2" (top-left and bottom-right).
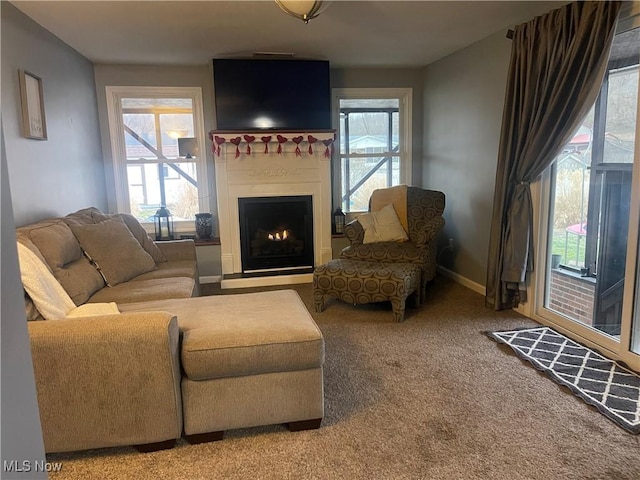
[{"x1": 212, "y1": 130, "x2": 335, "y2": 288}]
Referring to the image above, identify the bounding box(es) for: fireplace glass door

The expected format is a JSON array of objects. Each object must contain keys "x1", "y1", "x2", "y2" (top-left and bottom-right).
[{"x1": 238, "y1": 196, "x2": 314, "y2": 274}]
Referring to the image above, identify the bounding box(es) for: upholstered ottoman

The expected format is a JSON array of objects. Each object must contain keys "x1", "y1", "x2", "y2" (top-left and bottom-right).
[
  {"x1": 120, "y1": 290, "x2": 324, "y2": 442},
  {"x1": 313, "y1": 259, "x2": 421, "y2": 322}
]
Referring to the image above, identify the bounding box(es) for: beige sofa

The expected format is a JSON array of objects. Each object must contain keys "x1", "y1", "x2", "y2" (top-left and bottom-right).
[{"x1": 19, "y1": 208, "x2": 324, "y2": 454}]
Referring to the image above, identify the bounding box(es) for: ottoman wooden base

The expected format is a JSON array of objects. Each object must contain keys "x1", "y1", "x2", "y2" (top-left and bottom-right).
[{"x1": 312, "y1": 259, "x2": 421, "y2": 322}]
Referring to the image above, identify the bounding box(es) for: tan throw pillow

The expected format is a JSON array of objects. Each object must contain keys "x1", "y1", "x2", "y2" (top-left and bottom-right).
[
  {"x1": 19, "y1": 221, "x2": 106, "y2": 305},
  {"x1": 369, "y1": 184, "x2": 408, "y2": 233},
  {"x1": 357, "y1": 203, "x2": 409, "y2": 244},
  {"x1": 117, "y1": 213, "x2": 166, "y2": 263},
  {"x1": 86, "y1": 211, "x2": 167, "y2": 263},
  {"x1": 70, "y1": 218, "x2": 157, "y2": 286}
]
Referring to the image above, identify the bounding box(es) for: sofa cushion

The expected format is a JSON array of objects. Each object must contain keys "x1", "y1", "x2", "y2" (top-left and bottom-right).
[
  {"x1": 17, "y1": 220, "x2": 105, "y2": 305},
  {"x1": 65, "y1": 208, "x2": 167, "y2": 264},
  {"x1": 130, "y1": 260, "x2": 198, "y2": 282},
  {"x1": 119, "y1": 290, "x2": 325, "y2": 381},
  {"x1": 70, "y1": 218, "x2": 157, "y2": 286},
  {"x1": 62, "y1": 207, "x2": 104, "y2": 226},
  {"x1": 87, "y1": 277, "x2": 196, "y2": 304},
  {"x1": 92, "y1": 212, "x2": 167, "y2": 264},
  {"x1": 357, "y1": 203, "x2": 408, "y2": 244}
]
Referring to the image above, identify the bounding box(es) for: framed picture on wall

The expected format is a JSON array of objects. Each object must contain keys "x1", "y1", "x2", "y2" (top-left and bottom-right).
[{"x1": 19, "y1": 70, "x2": 47, "y2": 140}]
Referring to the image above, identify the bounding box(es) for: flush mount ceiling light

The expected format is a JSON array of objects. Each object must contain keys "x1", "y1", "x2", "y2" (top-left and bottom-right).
[{"x1": 275, "y1": 1, "x2": 331, "y2": 24}]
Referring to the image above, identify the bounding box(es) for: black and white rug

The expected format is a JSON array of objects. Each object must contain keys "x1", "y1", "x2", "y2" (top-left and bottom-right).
[{"x1": 487, "y1": 326, "x2": 639, "y2": 434}]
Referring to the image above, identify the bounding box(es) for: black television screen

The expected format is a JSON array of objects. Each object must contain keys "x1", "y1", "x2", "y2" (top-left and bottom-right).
[{"x1": 212, "y1": 58, "x2": 331, "y2": 131}]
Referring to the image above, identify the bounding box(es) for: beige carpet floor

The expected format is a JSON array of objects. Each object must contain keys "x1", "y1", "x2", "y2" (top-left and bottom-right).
[{"x1": 48, "y1": 277, "x2": 640, "y2": 479}]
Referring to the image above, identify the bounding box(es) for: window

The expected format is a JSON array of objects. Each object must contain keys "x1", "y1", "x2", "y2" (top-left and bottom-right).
[
  {"x1": 332, "y1": 89, "x2": 412, "y2": 212},
  {"x1": 105, "y1": 87, "x2": 209, "y2": 229},
  {"x1": 545, "y1": 27, "x2": 639, "y2": 336}
]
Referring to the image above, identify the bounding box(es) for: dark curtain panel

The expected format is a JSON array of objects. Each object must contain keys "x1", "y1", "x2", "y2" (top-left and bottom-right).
[{"x1": 486, "y1": 1, "x2": 622, "y2": 310}]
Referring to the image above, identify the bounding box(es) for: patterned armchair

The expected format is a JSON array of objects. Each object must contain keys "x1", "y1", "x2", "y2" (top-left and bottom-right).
[{"x1": 340, "y1": 187, "x2": 445, "y2": 302}]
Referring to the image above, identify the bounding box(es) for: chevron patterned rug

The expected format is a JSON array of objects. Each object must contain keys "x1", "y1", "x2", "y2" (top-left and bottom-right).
[{"x1": 487, "y1": 326, "x2": 639, "y2": 434}]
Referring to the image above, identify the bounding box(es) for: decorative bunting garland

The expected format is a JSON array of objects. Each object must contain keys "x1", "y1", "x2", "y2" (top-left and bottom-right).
[
  {"x1": 261, "y1": 136, "x2": 272, "y2": 153},
  {"x1": 208, "y1": 132, "x2": 216, "y2": 156},
  {"x1": 322, "y1": 137, "x2": 334, "y2": 158},
  {"x1": 244, "y1": 135, "x2": 256, "y2": 154},
  {"x1": 307, "y1": 135, "x2": 317, "y2": 154},
  {"x1": 230, "y1": 136, "x2": 242, "y2": 158},
  {"x1": 209, "y1": 133, "x2": 335, "y2": 159},
  {"x1": 292, "y1": 136, "x2": 303, "y2": 157},
  {"x1": 214, "y1": 135, "x2": 226, "y2": 156},
  {"x1": 276, "y1": 135, "x2": 288, "y2": 155}
]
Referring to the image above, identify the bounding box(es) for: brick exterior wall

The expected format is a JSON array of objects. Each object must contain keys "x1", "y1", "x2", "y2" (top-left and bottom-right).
[{"x1": 548, "y1": 270, "x2": 595, "y2": 326}]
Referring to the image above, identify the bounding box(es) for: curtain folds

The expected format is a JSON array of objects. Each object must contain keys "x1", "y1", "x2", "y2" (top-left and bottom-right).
[{"x1": 485, "y1": 1, "x2": 622, "y2": 310}]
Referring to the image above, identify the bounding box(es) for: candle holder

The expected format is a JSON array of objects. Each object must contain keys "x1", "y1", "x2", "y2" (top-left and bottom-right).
[
  {"x1": 195, "y1": 213, "x2": 213, "y2": 240},
  {"x1": 154, "y1": 206, "x2": 174, "y2": 241}
]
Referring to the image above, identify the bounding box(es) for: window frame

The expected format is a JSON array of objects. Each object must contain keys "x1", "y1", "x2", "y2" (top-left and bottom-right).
[
  {"x1": 533, "y1": 20, "x2": 640, "y2": 365},
  {"x1": 105, "y1": 86, "x2": 209, "y2": 232},
  {"x1": 331, "y1": 88, "x2": 412, "y2": 213}
]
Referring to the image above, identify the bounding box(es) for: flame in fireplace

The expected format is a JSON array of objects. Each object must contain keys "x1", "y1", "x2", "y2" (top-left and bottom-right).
[{"x1": 268, "y1": 229, "x2": 289, "y2": 241}]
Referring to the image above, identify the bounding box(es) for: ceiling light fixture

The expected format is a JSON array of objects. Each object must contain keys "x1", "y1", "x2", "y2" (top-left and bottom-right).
[{"x1": 275, "y1": 1, "x2": 331, "y2": 24}]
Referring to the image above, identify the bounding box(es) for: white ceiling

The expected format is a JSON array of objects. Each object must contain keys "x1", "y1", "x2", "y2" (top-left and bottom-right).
[{"x1": 12, "y1": 1, "x2": 567, "y2": 68}]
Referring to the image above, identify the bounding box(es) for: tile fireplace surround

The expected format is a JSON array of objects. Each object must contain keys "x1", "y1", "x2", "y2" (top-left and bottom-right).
[{"x1": 211, "y1": 130, "x2": 335, "y2": 288}]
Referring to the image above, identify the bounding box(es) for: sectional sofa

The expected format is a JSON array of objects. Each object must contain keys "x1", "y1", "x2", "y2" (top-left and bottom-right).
[{"x1": 17, "y1": 208, "x2": 324, "y2": 453}]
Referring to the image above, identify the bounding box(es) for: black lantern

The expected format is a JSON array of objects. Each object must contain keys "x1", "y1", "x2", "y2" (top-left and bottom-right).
[
  {"x1": 333, "y1": 207, "x2": 346, "y2": 235},
  {"x1": 154, "y1": 206, "x2": 174, "y2": 241}
]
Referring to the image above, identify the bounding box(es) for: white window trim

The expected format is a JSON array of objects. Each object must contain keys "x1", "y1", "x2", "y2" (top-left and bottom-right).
[
  {"x1": 331, "y1": 87, "x2": 413, "y2": 212},
  {"x1": 105, "y1": 86, "x2": 209, "y2": 232}
]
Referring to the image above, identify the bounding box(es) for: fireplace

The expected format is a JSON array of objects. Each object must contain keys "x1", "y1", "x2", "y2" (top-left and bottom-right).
[
  {"x1": 212, "y1": 129, "x2": 334, "y2": 288},
  {"x1": 239, "y1": 196, "x2": 314, "y2": 273}
]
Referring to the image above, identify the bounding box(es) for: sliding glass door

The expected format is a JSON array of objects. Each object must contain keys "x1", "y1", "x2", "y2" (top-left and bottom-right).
[{"x1": 537, "y1": 24, "x2": 640, "y2": 368}]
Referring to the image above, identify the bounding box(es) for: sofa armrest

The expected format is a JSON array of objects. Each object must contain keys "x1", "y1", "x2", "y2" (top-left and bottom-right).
[
  {"x1": 155, "y1": 239, "x2": 197, "y2": 262},
  {"x1": 344, "y1": 219, "x2": 364, "y2": 246},
  {"x1": 413, "y1": 217, "x2": 445, "y2": 247},
  {"x1": 28, "y1": 312, "x2": 183, "y2": 453}
]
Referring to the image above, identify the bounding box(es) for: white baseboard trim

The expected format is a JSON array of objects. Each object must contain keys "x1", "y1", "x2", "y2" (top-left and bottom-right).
[
  {"x1": 203, "y1": 269, "x2": 487, "y2": 294},
  {"x1": 200, "y1": 275, "x2": 222, "y2": 284},
  {"x1": 221, "y1": 273, "x2": 312, "y2": 289},
  {"x1": 437, "y1": 266, "x2": 486, "y2": 296}
]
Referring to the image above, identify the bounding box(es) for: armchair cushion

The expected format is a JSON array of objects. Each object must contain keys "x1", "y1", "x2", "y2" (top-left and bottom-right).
[
  {"x1": 340, "y1": 241, "x2": 428, "y2": 265},
  {"x1": 369, "y1": 184, "x2": 409, "y2": 232},
  {"x1": 357, "y1": 203, "x2": 408, "y2": 244}
]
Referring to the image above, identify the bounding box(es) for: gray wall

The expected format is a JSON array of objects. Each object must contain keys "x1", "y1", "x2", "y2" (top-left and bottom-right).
[
  {"x1": 422, "y1": 31, "x2": 512, "y2": 287},
  {"x1": 331, "y1": 68, "x2": 425, "y2": 185},
  {"x1": 93, "y1": 63, "x2": 216, "y2": 216},
  {"x1": 1, "y1": 126, "x2": 48, "y2": 479},
  {"x1": 1, "y1": 2, "x2": 107, "y2": 226}
]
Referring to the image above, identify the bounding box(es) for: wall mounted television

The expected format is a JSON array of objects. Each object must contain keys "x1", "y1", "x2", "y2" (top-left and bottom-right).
[{"x1": 212, "y1": 58, "x2": 331, "y2": 131}]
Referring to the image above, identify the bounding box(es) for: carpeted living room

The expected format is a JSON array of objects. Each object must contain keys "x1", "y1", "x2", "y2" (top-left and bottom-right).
[
  {"x1": 2, "y1": 1, "x2": 639, "y2": 479},
  {"x1": 39, "y1": 279, "x2": 639, "y2": 479}
]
